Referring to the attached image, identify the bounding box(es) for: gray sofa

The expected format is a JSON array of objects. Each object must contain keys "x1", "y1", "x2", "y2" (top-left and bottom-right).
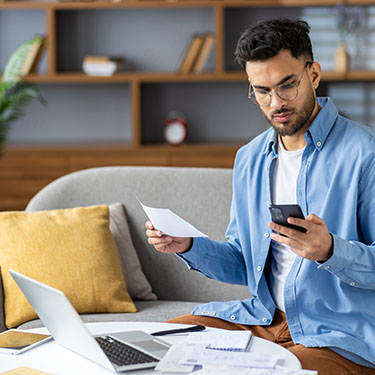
[{"x1": 17, "y1": 166, "x2": 250, "y2": 329}]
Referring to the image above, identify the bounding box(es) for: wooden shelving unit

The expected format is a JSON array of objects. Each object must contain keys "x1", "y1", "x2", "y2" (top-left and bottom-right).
[{"x1": 0, "y1": 0, "x2": 374, "y2": 210}]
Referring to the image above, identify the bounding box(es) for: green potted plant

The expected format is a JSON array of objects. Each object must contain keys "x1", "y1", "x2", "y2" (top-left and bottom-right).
[{"x1": 0, "y1": 36, "x2": 46, "y2": 154}]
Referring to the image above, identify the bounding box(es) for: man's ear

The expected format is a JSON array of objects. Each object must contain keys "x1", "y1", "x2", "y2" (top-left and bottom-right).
[{"x1": 309, "y1": 62, "x2": 322, "y2": 89}]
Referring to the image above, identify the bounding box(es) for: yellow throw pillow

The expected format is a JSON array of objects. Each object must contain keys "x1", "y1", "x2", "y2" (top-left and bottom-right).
[{"x1": 0, "y1": 205, "x2": 136, "y2": 329}]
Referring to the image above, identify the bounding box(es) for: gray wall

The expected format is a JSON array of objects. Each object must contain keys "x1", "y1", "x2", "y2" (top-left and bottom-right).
[
  {"x1": 141, "y1": 82, "x2": 266, "y2": 144},
  {"x1": 56, "y1": 8, "x2": 215, "y2": 73},
  {"x1": 7, "y1": 84, "x2": 132, "y2": 143},
  {"x1": 0, "y1": 10, "x2": 47, "y2": 73}
]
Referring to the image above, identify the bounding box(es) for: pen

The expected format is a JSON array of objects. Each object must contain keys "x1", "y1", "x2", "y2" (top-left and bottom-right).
[{"x1": 151, "y1": 324, "x2": 206, "y2": 336}]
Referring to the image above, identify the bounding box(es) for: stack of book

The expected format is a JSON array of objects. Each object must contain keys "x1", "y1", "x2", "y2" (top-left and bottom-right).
[
  {"x1": 82, "y1": 56, "x2": 126, "y2": 76},
  {"x1": 178, "y1": 33, "x2": 215, "y2": 75}
]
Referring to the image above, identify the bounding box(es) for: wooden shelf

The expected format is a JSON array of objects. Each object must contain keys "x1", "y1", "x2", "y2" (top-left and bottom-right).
[
  {"x1": 224, "y1": 0, "x2": 375, "y2": 5},
  {"x1": 18, "y1": 70, "x2": 375, "y2": 84},
  {"x1": 1, "y1": 0, "x2": 374, "y2": 10},
  {"x1": 0, "y1": 1, "x2": 222, "y2": 9},
  {"x1": 321, "y1": 70, "x2": 375, "y2": 81},
  {"x1": 4, "y1": 141, "x2": 244, "y2": 150},
  {"x1": 21, "y1": 71, "x2": 247, "y2": 83}
]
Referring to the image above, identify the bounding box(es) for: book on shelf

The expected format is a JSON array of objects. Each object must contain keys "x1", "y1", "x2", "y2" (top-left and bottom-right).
[
  {"x1": 83, "y1": 56, "x2": 125, "y2": 64},
  {"x1": 178, "y1": 33, "x2": 215, "y2": 75},
  {"x1": 191, "y1": 33, "x2": 215, "y2": 74},
  {"x1": 178, "y1": 34, "x2": 205, "y2": 75},
  {"x1": 82, "y1": 56, "x2": 126, "y2": 76},
  {"x1": 20, "y1": 35, "x2": 46, "y2": 76}
]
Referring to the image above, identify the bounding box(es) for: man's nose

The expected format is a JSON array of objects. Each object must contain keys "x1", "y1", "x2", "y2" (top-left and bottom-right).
[{"x1": 269, "y1": 91, "x2": 287, "y2": 110}]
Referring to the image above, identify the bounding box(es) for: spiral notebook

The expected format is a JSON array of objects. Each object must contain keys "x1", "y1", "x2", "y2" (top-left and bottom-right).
[{"x1": 186, "y1": 330, "x2": 252, "y2": 352}]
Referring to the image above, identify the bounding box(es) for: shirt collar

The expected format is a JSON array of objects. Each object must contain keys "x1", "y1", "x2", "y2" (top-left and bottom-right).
[
  {"x1": 305, "y1": 97, "x2": 338, "y2": 151},
  {"x1": 263, "y1": 129, "x2": 277, "y2": 156},
  {"x1": 263, "y1": 97, "x2": 338, "y2": 156}
]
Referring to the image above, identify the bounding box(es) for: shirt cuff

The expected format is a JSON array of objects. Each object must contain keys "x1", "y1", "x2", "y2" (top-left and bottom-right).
[
  {"x1": 317, "y1": 234, "x2": 346, "y2": 267},
  {"x1": 175, "y1": 236, "x2": 208, "y2": 270},
  {"x1": 316, "y1": 234, "x2": 354, "y2": 283}
]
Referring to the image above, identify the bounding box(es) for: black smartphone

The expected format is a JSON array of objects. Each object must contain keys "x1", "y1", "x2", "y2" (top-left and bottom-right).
[{"x1": 269, "y1": 204, "x2": 306, "y2": 233}]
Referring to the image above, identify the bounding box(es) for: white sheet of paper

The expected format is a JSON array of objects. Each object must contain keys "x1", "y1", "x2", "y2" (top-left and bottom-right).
[
  {"x1": 178, "y1": 347, "x2": 278, "y2": 368},
  {"x1": 154, "y1": 345, "x2": 195, "y2": 373},
  {"x1": 139, "y1": 200, "x2": 208, "y2": 238},
  {"x1": 193, "y1": 365, "x2": 317, "y2": 375},
  {"x1": 186, "y1": 330, "x2": 252, "y2": 351}
]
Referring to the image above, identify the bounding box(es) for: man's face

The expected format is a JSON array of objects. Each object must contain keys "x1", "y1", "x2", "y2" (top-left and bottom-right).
[{"x1": 245, "y1": 50, "x2": 321, "y2": 137}]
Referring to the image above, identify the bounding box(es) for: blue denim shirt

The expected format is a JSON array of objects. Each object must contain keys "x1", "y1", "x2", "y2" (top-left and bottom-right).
[{"x1": 178, "y1": 98, "x2": 375, "y2": 366}]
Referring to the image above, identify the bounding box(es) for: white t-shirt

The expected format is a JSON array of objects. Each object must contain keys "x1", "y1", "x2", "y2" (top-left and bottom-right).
[{"x1": 270, "y1": 139, "x2": 305, "y2": 312}]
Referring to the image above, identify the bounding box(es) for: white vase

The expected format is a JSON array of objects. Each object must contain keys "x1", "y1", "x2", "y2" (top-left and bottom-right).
[{"x1": 334, "y1": 43, "x2": 350, "y2": 73}]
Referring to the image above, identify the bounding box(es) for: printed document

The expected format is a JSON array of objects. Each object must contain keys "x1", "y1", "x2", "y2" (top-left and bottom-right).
[
  {"x1": 179, "y1": 347, "x2": 279, "y2": 368},
  {"x1": 193, "y1": 365, "x2": 317, "y2": 375},
  {"x1": 155, "y1": 345, "x2": 195, "y2": 373},
  {"x1": 139, "y1": 200, "x2": 208, "y2": 238},
  {"x1": 186, "y1": 330, "x2": 252, "y2": 351}
]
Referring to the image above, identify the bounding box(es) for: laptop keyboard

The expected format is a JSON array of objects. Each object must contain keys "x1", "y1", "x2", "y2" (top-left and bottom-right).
[{"x1": 96, "y1": 336, "x2": 157, "y2": 367}]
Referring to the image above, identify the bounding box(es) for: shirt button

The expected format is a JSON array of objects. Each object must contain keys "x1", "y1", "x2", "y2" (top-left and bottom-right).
[
  {"x1": 266, "y1": 166, "x2": 269, "y2": 173},
  {"x1": 262, "y1": 317, "x2": 268, "y2": 323},
  {"x1": 230, "y1": 315, "x2": 236, "y2": 320},
  {"x1": 317, "y1": 141, "x2": 322, "y2": 147},
  {"x1": 257, "y1": 265, "x2": 262, "y2": 272},
  {"x1": 266, "y1": 201, "x2": 271, "y2": 207},
  {"x1": 350, "y1": 282, "x2": 356, "y2": 287},
  {"x1": 325, "y1": 266, "x2": 330, "y2": 270},
  {"x1": 264, "y1": 232, "x2": 270, "y2": 238}
]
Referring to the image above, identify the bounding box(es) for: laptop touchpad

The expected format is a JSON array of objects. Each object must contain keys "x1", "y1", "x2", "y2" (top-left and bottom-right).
[
  {"x1": 110, "y1": 330, "x2": 170, "y2": 351},
  {"x1": 136, "y1": 340, "x2": 169, "y2": 351}
]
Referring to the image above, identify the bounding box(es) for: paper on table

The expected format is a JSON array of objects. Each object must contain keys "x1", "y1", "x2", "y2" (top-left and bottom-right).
[
  {"x1": 271, "y1": 367, "x2": 318, "y2": 375},
  {"x1": 154, "y1": 345, "x2": 195, "y2": 373},
  {"x1": 139, "y1": 200, "x2": 208, "y2": 238},
  {"x1": 0, "y1": 367, "x2": 54, "y2": 375},
  {"x1": 193, "y1": 365, "x2": 317, "y2": 375},
  {"x1": 179, "y1": 347, "x2": 278, "y2": 368},
  {"x1": 186, "y1": 330, "x2": 252, "y2": 351}
]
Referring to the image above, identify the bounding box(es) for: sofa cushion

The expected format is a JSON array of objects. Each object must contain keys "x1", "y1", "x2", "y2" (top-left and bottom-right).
[
  {"x1": 0, "y1": 276, "x2": 4, "y2": 332},
  {"x1": 18, "y1": 300, "x2": 199, "y2": 329},
  {"x1": 0, "y1": 205, "x2": 136, "y2": 329},
  {"x1": 109, "y1": 203, "x2": 156, "y2": 301}
]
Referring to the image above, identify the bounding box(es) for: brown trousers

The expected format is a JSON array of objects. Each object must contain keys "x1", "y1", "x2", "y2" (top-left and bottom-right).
[{"x1": 167, "y1": 310, "x2": 375, "y2": 375}]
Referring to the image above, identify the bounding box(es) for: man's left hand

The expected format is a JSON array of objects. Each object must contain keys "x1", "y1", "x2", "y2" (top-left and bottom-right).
[{"x1": 268, "y1": 214, "x2": 333, "y2": 262}]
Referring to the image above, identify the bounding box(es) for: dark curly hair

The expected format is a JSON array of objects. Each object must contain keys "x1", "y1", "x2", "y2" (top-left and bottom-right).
[{"x1": 234, "y1": 18, "x2": 314, "y2": 68}]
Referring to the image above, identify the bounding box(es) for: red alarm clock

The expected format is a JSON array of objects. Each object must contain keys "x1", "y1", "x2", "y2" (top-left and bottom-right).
[{"x1": 164, "y1": 113, "x2": 188, "y2": 146}]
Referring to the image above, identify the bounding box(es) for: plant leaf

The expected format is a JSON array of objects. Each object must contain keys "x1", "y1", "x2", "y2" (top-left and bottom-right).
[
  {"x1": 0, "y1": 82, "x2": 45, "y2": 124},
  {"x1": 2, "y1": 36, "x2": 44, "y2": 84}
]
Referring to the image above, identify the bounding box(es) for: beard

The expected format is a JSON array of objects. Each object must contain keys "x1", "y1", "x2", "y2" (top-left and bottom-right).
[{"x1": 262, "y1": 87, "x2": 316, "y2": 137}]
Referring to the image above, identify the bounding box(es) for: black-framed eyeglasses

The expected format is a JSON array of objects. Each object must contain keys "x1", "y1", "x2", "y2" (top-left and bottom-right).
[{"x1": 248, "y1": 62, "x2": 313, "y2": 107}]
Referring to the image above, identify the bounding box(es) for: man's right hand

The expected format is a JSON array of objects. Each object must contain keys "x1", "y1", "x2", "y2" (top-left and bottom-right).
[{"x1": 145, "y1": 220, "x2": 192, "y2": 254}]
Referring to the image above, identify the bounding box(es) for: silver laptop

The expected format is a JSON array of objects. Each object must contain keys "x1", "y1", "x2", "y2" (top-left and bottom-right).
[{"x1": 9, "y1": 269, "x2": 170, "y2": 372}]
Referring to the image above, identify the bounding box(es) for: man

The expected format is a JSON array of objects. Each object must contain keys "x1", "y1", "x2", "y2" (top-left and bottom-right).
[{"x1": 145, "y1": 18, "x2": 375, "y2": 374}]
